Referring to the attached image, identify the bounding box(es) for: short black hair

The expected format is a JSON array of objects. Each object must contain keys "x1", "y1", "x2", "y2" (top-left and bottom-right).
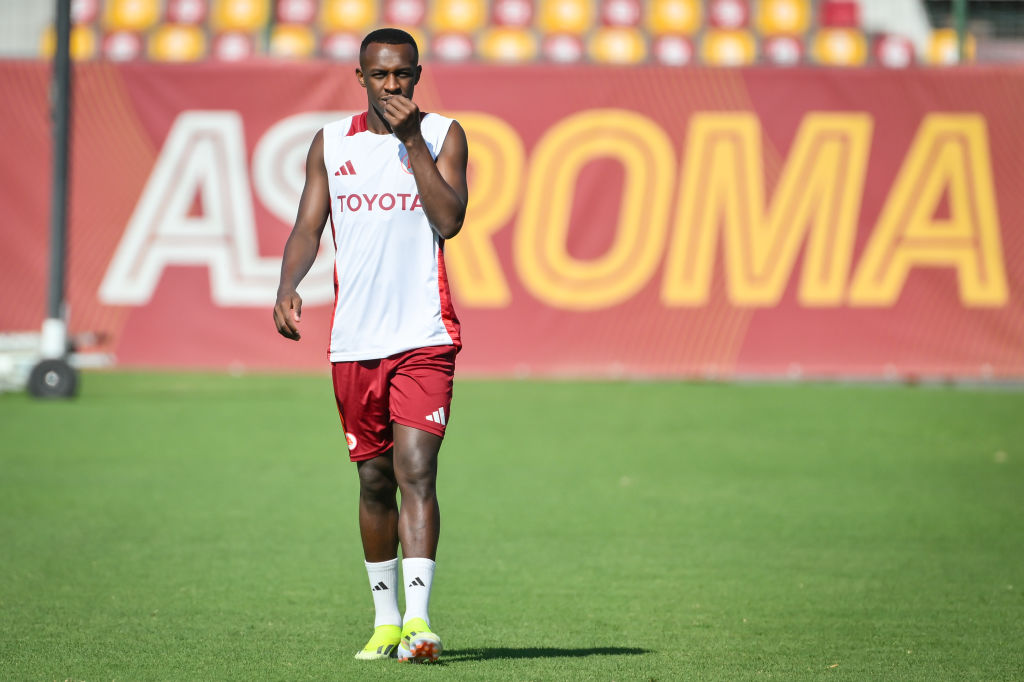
[{"x1": 360, "y1": 28, "x2": 419, "y2": 65}]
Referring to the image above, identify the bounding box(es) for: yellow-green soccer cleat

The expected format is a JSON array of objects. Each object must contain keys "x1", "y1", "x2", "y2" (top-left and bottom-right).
[
  {"x1": 354, "y1": 624, "x2": 401, "y2": 660},
  {"x1": 396, "y1": 618, "x2": 443, "y2": 663}
]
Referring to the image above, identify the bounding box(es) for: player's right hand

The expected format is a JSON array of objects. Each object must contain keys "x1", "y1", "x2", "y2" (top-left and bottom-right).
[{"x1": 274, "y1": 291, "x2": 303, "y2": 340}]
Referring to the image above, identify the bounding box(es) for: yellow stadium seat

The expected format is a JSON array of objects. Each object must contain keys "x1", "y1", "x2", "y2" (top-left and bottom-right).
[
  {"x1": 538, "y1": 0, "x2": 593, "y2": 35},
  {"x1": 41, "y1": 24, "x2": 98, "y2": 60},
  {"x1": 320, "y1": 0, "x2": 377, "y2": 32},
  {"x1": 478, "y1": 27, "x2": 538, "y2": 62},
  {"x1": 647, "y1": 0, "x2": 700, "y2": 36},
  {"x1": 210, "y1": 0, "x2": 270, "y2": 32},
  {"x1": 588, "y1": 27, "x2": 646, "y2": 64},
  {"x1": 756, "y1": 0, "x2": 810, "y2": 36},
  {"x1": 926, "y1": 28, "x2": 976, "y2": 65},
  {"x1": 148, "y1": 24, "x2": 207, "y2": 61},
  {"x1": 104, "y1": 0, "x2": 161, "y2": 31},
  {"x1": 701, "y1": 28, "x2": 756, "y2": 65},
  {"x1": 811, "y1": 27, "x2": 867, "y2": 66},
  {"x1": 269, "y1": 24, "x2": 317, "y2": 58},
  {"x1": 430, "y1": 0, "x2": 487, "y2": 33}
]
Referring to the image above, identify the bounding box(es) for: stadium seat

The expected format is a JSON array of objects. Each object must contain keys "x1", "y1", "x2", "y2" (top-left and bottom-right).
[
  {"x1": 708, "y1": 0, "x2": 749, "y2": 30},
  {"x1": 72, "y1": 0, "x2": 100, "y2": 24},
  {"x1": 491, "y1": 0, "x2": 533, "y2": 27},
  {"x1": 926, "y1": 28, "x2": 976, "y2": 65},
  {"x1": 41, "y1": 24, "x2": 97, "y2": 60},
  {"x1": 270, "y1": 24, "x2": 317, "y2": 58},
  {"x1": 647, "y1": 0, "x2": 700, "y2": 36},
  {"x1": 819, "y1": 0, "x2": 859, "y2": 28},
  {"x1": 383, "y1": 0, "x2": 427, "y2": 26},
  {"x1": 600, "y1": 0, "x2": 642, "y2": 28},
  {"x1": 763, "y1": 35, "x2": 803, "y2": 65},
  {"x1": 541, "y1": 33, "x2": 585, "y2": 62},
  {"x1": 431, "y1": 32, "x2": 475, "y2": 61},
  {"x1": 321, "y1": 30, "x2": 361, "y2": 59},
  {"x1": 651, "y1": 34, "x2": 694, "y2": 65},
  {"x1": 537, "y1": 0, "x2": 593, "y2": 35},
  {"x1": 478, "y1": 27, "x2": 538, "y2": 62},
  {"x1": 320, "y1": 0, "x2": 377, "y2": 32},
  {"x1": 165, "y1": 0, "x2": 209, "y2": 24},
  {"x1": 276, "y1": 0, "x2": 318, "y2": 24},
  {"x1": 102, "y1": 30, "x2": 145, "y2": 60},
  {"x1": 589, "y1": 27, "x2": 646, "y2": 64},
  {"x1": 210, "y1": 0, "x2": 270, "y2": 32},
  {"x1": 811, "y1": 27, "x2": 867, "y2": 66},
  {"x1": 104, "y1": 0, "x2": 161, "y2": 32},
  {"x1": 430, "y1": 0, "x2": 487, "y2": 33},
  {"x1": 701, "y1": 28, "x2": 756, "y2": 65},
  {"x1": 210, "y1": 31, "x2": 255, "y2": 60},
  {"x1": 149, "y1": 24, "x2": 207, "y2": 61},
  {"x1": 756, "y1": 0, "x2": 810, "y2": 37},
  {"x1": 873, "y1": 34, "x2": 914, "y2": 68}
]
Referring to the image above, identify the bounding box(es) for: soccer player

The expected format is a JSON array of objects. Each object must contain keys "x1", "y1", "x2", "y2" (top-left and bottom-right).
[{"x1": 272, "y1": 28, "x2": 468, "y2": 664}]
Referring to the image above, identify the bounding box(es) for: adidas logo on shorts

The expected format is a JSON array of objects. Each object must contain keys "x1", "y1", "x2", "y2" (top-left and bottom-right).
[{"x1": 425, "y1": 407, "x2": 446, "y2": 426}]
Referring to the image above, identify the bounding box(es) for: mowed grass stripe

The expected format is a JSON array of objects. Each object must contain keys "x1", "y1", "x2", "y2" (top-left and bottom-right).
[{"x1": 1, "y1": 373, "x2": 1021, "y2": 681}]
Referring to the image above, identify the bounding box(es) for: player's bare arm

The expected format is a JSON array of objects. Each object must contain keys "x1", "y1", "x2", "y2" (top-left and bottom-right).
[
  {"x1": 274, "y1": 129, "x2": 330, "y2": 341},
  {"x1": 382, "y1": 96, "x2": 468, "y2": 240}
]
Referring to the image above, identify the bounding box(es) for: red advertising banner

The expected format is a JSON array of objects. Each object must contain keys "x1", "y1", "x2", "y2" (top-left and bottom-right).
[{"x1": 1, "y1": 62, "x2": 1022, "y2": 378}]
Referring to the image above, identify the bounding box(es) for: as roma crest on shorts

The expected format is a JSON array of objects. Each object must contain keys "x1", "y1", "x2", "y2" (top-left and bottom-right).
[
  {"x1": 346, "y1": 432, "x2": 358, "y2": 450},
  {"x1": 397, "y1": 144, "x2": 413, "y2": 174}
]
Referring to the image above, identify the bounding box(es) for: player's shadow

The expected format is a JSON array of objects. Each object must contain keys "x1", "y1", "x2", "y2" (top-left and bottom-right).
[{"x1": 443, "y1": 646, "x2": 650, "y2": 662}]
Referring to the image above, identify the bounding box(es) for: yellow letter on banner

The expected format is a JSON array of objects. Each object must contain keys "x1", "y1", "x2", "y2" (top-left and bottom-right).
[
  {"x1": 514, "y1": 109, "x2": 675, "y2": 310},
  {"x1": 662, "y1": 112, "x2": 872, "y2": 307},
  {"x1": 442, "y1": 112, "x2": 523, "y2": 307},
  {"x1": 849, "y1": 114, "x2": 1008, "y2": 307}
]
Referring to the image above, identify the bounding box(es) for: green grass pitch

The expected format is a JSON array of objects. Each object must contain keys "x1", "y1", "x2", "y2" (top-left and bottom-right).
[{"x1": 1, "y1": 372, "x2": 1022, "y2": 680}]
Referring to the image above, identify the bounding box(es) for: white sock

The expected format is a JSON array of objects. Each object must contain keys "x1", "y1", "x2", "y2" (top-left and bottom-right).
[
  {"x1": 402, "y1": 557, "x2": 436, "y2": 626},
  {"x1": 365, "y1": 559, "x2": 401, "y2": 628}
]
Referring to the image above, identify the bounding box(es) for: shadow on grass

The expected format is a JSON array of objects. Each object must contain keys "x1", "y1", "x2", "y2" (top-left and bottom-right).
[{"x1": 444, "y1": 646, "x2": 651, "y2": 662}]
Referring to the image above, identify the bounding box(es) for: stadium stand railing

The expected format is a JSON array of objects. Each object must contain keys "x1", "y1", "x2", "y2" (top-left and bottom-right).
[{"x1": 28, "y1": 0, "x2": 1022, "y2": 65}]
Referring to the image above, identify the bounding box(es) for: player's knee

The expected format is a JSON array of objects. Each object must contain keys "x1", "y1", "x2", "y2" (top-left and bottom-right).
[
  {"x1": 358, "y1": 461, "x2": 397, "y2": 502},
  {"x1": 396, "y1": 458, "x2": 437, "y2": 500}
]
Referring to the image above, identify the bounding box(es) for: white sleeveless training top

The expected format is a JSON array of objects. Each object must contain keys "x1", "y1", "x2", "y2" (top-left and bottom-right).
[{"x1": 321, "y1": 111, "x2": 461, "y2": 362}]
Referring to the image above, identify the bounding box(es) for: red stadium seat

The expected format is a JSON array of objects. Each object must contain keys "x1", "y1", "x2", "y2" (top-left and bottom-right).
[
  {"x1": 383, "y1": 0, "x2": 427, "y2": 26},
  {"x1": 819, "y1": 0, "x2": 860, "y2": 28},
  {"x1": 647, "y1": 0, "x2": 700, "y2": 36},
  {"x1": 102, "y1": 30, "x2": 144, "y2": 60},
  {"x1": 873, "y1": 34, "x2": 915, "y2": 68},
  {"x1": 478, "y1": 27, "x2": 538, "y2": 62},
  {"x1": 210, "y1": 31, "x2": 256, "y2": 60},
  {"x1": 276, "y1": 0, "x2": 318, "y2": 24},
  {"x1": 709, "y1": 0, "x2": 749, "y2": 29},
  {"x1": 541, "y1": 33, "x2": 585, "y2": 62},
  {"x1": 492, "y1": 0, "x2": 533, "y2": 27},
  {"x1": 651, "y1": 35, "x2": 694, "y2": 65},
  {"x1": 321, "y1": 31, "x2": 361, "y2": 59},
  {"x1": 165, "y1": 0, "x2": 209, "y2": 24},
  {"x1": 72, "y1": 0, "x2": 100, "y2": 24},
  {"x1": 763, "y1": 35, "x2": 803, "y2": 65},
  {"x1": 431, "y1": 32, "x2": 475, "y2": 61},
  {"x1": 600, "y1": 0, "x2": 642, "y2": 28}
]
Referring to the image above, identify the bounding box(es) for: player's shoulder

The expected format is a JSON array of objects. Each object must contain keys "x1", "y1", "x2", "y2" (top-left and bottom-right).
[{"x1": 323, "y1": 112, "x2": 370, "y2": 141}]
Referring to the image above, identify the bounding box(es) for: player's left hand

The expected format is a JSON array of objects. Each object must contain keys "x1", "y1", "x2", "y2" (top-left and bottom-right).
[{"x1": 381, "y1": 95, "x2": 421, "y2": 146}]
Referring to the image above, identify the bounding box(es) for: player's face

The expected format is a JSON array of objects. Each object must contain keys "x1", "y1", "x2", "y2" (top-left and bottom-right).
[{"x1": 357, "y1": 42, "x2": 421, "y2": 118}]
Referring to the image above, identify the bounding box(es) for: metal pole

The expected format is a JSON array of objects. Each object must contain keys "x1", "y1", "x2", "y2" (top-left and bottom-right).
[
  {"x1": 953, "y1": 0, "x2": 968, "y2": 64},
  {"x1": 43, "y1": 0, "x2": 72, "y2": 358}
]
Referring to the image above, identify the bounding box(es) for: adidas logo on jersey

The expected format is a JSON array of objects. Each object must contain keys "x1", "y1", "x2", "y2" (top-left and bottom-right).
[
  {"x1": 425, "y1": 407, "x2": 446, "y2": 426},
  {"x1": 335, "y1": 160, "x2": 356, "y2": 176}
]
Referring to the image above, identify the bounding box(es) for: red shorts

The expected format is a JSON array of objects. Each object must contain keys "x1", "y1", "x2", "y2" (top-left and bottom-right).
[{"x1": 331, "y1": 345, "x2": 456, "y2": 462}]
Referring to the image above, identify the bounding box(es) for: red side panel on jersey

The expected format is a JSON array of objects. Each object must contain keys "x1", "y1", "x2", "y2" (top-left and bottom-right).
[
  {"x1": 436, "y1": 242, "x2": 462, "y2": 351},
  {"x1": 347, "y1": 111, "x2": 368, "y2": 136}
]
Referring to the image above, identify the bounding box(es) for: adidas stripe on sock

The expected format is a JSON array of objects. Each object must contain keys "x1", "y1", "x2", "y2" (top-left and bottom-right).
[
  {"x1": 402, "y1": 557, "x2": 436, "y2": 626},
  {"x1": 365, "y1": 558, "x2": 401, "y2": 628}
]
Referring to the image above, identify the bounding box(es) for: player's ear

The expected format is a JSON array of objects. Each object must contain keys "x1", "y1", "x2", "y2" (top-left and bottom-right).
[{"x1": 356, "y1": 67, "x2": 366, "y2": 88}]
